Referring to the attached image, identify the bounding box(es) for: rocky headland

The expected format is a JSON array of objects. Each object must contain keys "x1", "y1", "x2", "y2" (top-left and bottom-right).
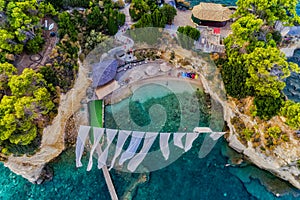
[
  {"x1": 3, "y1": 33, "x2": 300, "y2": 193},
  {"x1": 169, "y1": 47, "x2": 300, "y2": 190},
  {"x1": 3, "y1": 52, "x2": 91, "y2": 183}
]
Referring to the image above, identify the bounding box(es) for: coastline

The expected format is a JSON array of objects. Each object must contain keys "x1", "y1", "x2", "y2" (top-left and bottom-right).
[
  {"x1": 3, "y1": 17, "x2": 300, "y2": 195},
  {"x1": 104, "y1": 47, "x2": 300, "y2": 192},
  {"x1": 200, "y1": 73, "x2": 300, "y2": 190},
  {"x1": 0, "y1": 0, "x2": 300, "y2": 199},
  {"x1": 5, "y1": 40, "x2": 300, "y2": 194},
  {"x1": 3, "y1": 49, "x2": 92, "y2": 183},
  {"x1": 105, "y1": 75, "x2": 203, "y2": 105},
  {"x1": 170, "y1": 48, "x2": 300, "y2": 191}
]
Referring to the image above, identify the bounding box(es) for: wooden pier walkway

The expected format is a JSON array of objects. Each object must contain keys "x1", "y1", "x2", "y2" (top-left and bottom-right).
[
  {"x1": 101, "y1": 100, "x2": 118, "y2": 200},
  {"x1": 102, "y1": 166, "x2": 119, "y2": 200},
  {"x1": 95, "y1": 145, "x2": 118, "y2": 199}
]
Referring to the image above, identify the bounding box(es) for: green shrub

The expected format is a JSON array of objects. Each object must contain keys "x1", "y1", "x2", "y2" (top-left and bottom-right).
[
  {"x1": 267, "y1": 126, "x2": 281, "y2": 140},
  {"x1": 46, "y1": 0, "x2": 90, "y2": 9},
  {"x1": 254, "y1": 95, "x2": 283, "y2": 120},
  {"x1": 39, "y1": 66, "x2": 59, "y2": 87},
  {"x1": 25, "y1": 35, "x2": 45, "y2": 54},
  {"x1": 242, "y1": 128, "x2": 255, "y2": 141},
  {"x1": 280, "y1": 100, "x2": 300, "y2": 130}
]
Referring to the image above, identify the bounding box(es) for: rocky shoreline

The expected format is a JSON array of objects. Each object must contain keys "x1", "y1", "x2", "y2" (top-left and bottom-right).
[
  {"x1": 3, "y1": 51, "x2": 92, "y2": 183},
  {"x1": 201, "y1": 77, "x2": 300, "y2": 190},
  {"x1": 227, "y1": 132, "x2": 300, "y2": 190},
  {"x1": 280, "y1": 41, "x2": 300, "y2": 57},
  {"x1": 3, "y1": 38, "x2": 300, "y2": 194},
  {"x1": 225, "y1": 111, "x2": 300, "y2": 190},
  {"x1": 173, "y1": 49, "x2": 300, "y2": 190}
]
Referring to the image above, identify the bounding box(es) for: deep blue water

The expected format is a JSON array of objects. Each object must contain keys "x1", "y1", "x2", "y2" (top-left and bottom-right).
[
  {"x1": 0, "y1": 82, "x2": 298, "y2": 200},
  {"x1": 1, "y1": 1, "x2": 300, "y2": 199},
  {"x1": 1, "y1": 138, "x2": 299, "y2": 199}
]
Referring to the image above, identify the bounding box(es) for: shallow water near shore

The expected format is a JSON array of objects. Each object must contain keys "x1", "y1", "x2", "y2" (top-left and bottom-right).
[
  {"x1": 1, "y1": 1, "x2": 300, "y2": 199},
  {"x1": 0, "y1": 81, "x2": 300, "y2": 199},
  {"x1": 103, "y1": 84, "x2": 300, "y2": 199}
]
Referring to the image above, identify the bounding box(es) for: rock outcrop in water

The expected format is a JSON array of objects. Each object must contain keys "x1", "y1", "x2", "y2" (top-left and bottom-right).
[
  {"x1": 4, "y1": 34, "x2": 300, "y2": 192},
  {"x1": 223, "y1": 100, "x2": 300, "y2": 190},
  {"x1": 169, "y1": 47, "x2": 300, "y2": 190},
  {"x1": 196, "y1": 63, "x2": 300, "y2": 190}
]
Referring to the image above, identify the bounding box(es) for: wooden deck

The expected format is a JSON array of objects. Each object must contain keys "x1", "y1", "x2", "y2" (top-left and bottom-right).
[{"x1": 95, "y1": 80, "x2": 120, "y2": 100}]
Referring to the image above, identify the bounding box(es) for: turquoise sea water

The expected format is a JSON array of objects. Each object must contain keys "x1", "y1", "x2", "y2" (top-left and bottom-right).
[
  {"x1": 103, "y1": 83, "x2": 300, "y2": 199},
  {"x1": 1, "y1": 139, "x2": 299, "y2": 200},
  {"x1": 0, "y1": 82, "x2": 299, "y2": 199},
  {"x1": 0, "y1": 82, "x2": 300, "y2": 200},
  {"x1": 1, "y1": 2, "x2": 300, "y2": 200}
]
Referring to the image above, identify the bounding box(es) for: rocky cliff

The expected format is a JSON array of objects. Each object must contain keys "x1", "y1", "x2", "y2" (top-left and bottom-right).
[
  {"x1": 198, "y1": 64, "x2": 300, "y2": 189},
  {"x1": 3, "y1": 57, "x2": 91, "y2": 183}
]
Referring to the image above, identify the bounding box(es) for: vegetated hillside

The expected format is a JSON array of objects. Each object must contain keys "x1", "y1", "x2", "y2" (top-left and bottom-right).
[
  {"x1": 216, "y1": 0, "x2": 300, "y2": 151},
  {"x1": 0, "y1": 0, "x2": 126, "y2": 156}
]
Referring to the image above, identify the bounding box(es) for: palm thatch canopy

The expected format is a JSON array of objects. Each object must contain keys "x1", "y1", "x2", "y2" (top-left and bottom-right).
[
  {"x1": 192, "y1": 3, "x2": 232, "y2": 22},
  {"x1": 92, "y1": 59, "x2": 118, "y2": 88}
]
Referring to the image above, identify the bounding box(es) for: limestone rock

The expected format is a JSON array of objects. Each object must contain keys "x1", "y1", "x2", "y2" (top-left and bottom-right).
[
  {"x1": 228, "y1": 134, "x2": 246, "y2": 153},
  {"x1": 4, "y1": 49, "x2": 91, "y2": 183}
]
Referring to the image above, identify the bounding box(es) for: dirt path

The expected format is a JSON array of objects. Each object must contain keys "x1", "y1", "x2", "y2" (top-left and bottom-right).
[
  {"x1": 121, "y1": 4, "x2": 134, "y2": 26},
  {"x1": 15, "y1": 17, "x2": 58, "y2": 74}
]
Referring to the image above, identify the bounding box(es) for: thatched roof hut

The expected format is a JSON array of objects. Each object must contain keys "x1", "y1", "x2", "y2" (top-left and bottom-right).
[
  {"x1": 92, "y1": 59, "x2": 118, "y2": 88},
  {"x1": 192, "y1": 3, "x2": 232, "y2": 27}
]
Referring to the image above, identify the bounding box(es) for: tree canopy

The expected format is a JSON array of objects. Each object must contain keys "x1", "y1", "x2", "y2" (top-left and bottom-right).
[
  {"x1": 177, "y1": 26, "x2": 200, "y2": 41},
  {"x1": 58, "y1": 12, "x2": 78, "y2": 41},
  {"x1": 253, "y1": 95, "x2": 284, "y2": 120},
  {"x1": 235, "y1": 0, "x2": 300, "y2": 26},
  {"x1": 86, "y1": 3, "x2": 125, "y2": 35},
  {"x1": 220, "y1": 0, "x2": 299, "y2": 120},
  {"x1": 134, "y1": 9, "x2": 167, "y2": 28},
  {"x1": 130, "y1": 0, "x2": 150, "y2": 21},
  {"x1": 0, "y1": 68, "x2": 55, "y2": 149},
  {"x1": 245, "y1": 46, "x2": 298, "y2": 98},
  {"x1": 220, "y1": 50, "x2": 254, "y2": 98},
  {"x1": 160, "y1": 4, "x2": 177, "y2": 25},
  {"x1": 0, "y1": 0, "x2": 56, "y2": 54},
  {"x1": 280, "y1": 100, "x2": 300, "y2": 130},
  {"x1": 8, "y1": 68, "x2": 48, "y2": 97},
  {"x1": 0, "y1": 62, "x2": 16, "y2": 91},
  {"x1": 228, "y1": 14, "x2": 263, "y2": 48},
  {"x1": 45, "y1": 0, "x2": 90, "y2": 9},
  {"x1": 132, "y1": 2, "x2": 176, "y2": 28},
  {"x1": 177, "y1": 26, "x2": 200, "y2": 49}
]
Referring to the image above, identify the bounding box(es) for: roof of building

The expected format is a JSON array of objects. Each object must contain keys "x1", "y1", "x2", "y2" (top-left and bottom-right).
[
  {"x1": 92, "y1": 59, "x2": 118, "y2": 88},
  {"x1": 192, "y1": 3, "x2": 232, "y2": 22}
]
